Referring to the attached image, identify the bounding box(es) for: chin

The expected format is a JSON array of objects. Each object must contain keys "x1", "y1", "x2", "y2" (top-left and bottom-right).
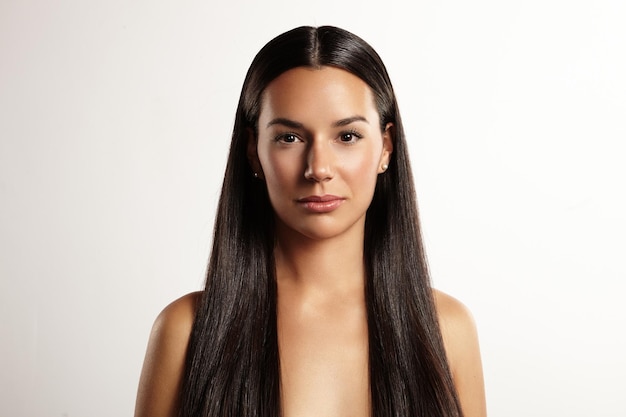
[{"x1": 278, "y1": 216, "x2": 365, "y2": 242}]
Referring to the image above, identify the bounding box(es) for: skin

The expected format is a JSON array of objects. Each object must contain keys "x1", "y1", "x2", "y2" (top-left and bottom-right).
[{"x1": 135, "y1": 66, "x2": 486, "y2": 417}]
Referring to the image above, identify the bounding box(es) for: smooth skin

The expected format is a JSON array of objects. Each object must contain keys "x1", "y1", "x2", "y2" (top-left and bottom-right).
[{"x1": 135, "y1": 67, "x2": 486, "y2": 417}]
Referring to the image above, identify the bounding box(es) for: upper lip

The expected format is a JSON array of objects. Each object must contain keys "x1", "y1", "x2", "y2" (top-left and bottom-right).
[{"x1": 297, "y1": 194, "x2": 344, "y2": 202}]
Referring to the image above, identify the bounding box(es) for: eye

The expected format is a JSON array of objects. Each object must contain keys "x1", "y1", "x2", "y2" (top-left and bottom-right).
[
  {"x1": 275, "y1": 133, "x2": 301, "y2": 144},
  {"x1": 339, "y1": 130, "x2": 363, "y2": 144}
]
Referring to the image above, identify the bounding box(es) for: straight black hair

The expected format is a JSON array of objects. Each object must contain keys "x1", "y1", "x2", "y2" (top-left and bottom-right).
[{"x1": 180, "y1": 26, "x2": 463, "y2": 417}]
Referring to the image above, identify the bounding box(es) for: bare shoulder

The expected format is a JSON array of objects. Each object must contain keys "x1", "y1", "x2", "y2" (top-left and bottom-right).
[
  {"x1": 433, "y1": 289, "x2": 487, "y2": 417},
  {"x1": 146, "y1": 291, "x2": 201, "y2": 354},
  {"x1": 154, "y1": 291, "x2": 201, "y2": 335},
  {"x1": 433, "y1": 289, "x2": 477, "y2": 342},
  {"x1": 135, "y1": 291, "x2": 202, "y2": 417}
]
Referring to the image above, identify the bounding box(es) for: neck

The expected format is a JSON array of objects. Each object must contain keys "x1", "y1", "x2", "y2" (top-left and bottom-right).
[{"x1": 273, "y1": 222, "x2": 366, "y2": 297}]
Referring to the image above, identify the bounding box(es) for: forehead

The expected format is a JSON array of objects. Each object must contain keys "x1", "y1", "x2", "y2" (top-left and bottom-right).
[{"x1": 258, "y1": 66, "x2": 379, "y2": 125}]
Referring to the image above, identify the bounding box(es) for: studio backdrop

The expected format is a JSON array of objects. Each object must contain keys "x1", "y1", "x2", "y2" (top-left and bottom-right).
[{"x1": 1, "y1": 1, "x2": 624, "y2": 416}]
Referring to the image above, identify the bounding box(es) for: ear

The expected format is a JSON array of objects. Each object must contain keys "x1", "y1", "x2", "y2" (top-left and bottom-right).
[
  {"x1": 378, "y1": 122, "x2": 394, "y2": 174},
  {"x1": 246, "y1": 128, "x2": 264, "y2": 179}
]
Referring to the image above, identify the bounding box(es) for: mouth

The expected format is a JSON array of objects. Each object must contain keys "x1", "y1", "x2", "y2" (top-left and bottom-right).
[{"x1": 296, "y1": 195, "x2": 345, "y2": 213}]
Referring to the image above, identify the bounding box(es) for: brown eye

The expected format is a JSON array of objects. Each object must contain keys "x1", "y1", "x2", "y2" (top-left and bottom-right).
[
  {"x1": 276, "y1": 133, "x2": 300, "y2": 143},
  {"x1": 339, "y1": 130, "x2": 363, "y2": 143}
]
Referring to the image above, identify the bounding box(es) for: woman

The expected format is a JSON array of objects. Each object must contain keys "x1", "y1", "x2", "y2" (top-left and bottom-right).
[{"x1": 135, "y1": 26, "x2": 486, "y2": 417}]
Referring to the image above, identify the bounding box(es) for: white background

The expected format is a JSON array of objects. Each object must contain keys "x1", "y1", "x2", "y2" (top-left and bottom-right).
[{"x1": 1, "y1": 1, "x2": 624, "y2": 416}]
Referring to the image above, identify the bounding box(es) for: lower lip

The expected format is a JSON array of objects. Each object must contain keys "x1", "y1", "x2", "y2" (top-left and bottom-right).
[{"x1": 298, "y1": 199, "x2": 345, "y2": 213}]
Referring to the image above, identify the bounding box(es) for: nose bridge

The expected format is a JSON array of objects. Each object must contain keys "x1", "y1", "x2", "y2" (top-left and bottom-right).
[{"x1": 305, "y1": 136, "x2": 334, "y2": 181}]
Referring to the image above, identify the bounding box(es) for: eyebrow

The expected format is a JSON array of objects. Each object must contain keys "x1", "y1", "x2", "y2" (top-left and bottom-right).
[
  {"x1": 266, "y1": 118, "x2": 304, "y2": 129},
  {"x1": 266, "y1": 115, "x2": 369, "y2": 129},
  {"x1": 332, "y1": 116, "x2": 369, "y2": 127}
]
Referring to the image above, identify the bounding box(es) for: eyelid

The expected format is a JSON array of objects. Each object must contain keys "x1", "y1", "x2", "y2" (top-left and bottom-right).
[
  {"x1": 273, "y1": 132, "x2": 303, "y2": 143},
  {"x1": 343, "y1": 128, "x2": 363, "y2": 138},
  {"x1": 337, "y1": 129, "x2": 364, "y2": 143}
]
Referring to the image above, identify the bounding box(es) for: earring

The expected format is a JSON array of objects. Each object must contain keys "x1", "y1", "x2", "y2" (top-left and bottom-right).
[
  {"x1": 253, "y1": 172, "x2": 259, "y2": 178},
  {"x1": 381, "y1": 164, "x2": 388, "y2": 171}
]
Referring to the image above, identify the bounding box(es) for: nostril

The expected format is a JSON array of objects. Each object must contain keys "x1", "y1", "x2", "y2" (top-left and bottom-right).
[
  {"x1": 304, "y1": 142, "x2": 334, "y2": 181},
  {"x1": 304, "y1": 162, "x2": 333, "y2": 182}
]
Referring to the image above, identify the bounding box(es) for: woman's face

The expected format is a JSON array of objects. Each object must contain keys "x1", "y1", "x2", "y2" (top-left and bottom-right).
[{"x1": 249, "y1": 66, "x2": 393, "y2": 242}]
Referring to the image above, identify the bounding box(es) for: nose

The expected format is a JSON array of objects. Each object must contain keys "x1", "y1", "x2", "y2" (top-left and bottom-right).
[{"x1": 304, "y1": 140, "x2": 334, "y2": 182}]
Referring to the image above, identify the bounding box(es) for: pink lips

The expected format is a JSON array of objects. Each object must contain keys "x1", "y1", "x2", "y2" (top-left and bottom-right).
[{"x1": 296, "y1": 195, "x2": 345, "y2": 213}]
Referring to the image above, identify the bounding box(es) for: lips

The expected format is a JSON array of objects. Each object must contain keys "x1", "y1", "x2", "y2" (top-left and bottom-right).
[{"x1": 296, "y1": 195, "x2": 345, "y2": 213}]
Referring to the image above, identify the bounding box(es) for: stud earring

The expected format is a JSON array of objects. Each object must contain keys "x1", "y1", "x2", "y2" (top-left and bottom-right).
[
  {"x1": 253, "y1": 172, "x2": 259, "y2": 178},
  {"x1": 381, "y1": 164, "x2": 388, "y2": 171}
]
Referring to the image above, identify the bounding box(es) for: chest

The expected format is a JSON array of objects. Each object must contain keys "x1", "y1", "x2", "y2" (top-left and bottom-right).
[{"x1": 277, "y1": 301, "x2": 370, "y2": 417}]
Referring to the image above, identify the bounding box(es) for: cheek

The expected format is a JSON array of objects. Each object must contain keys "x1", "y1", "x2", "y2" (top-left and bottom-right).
[
  {"x1": 260, "y1": 150, "x2": 301, "y2": 190},
  {"x1": 339, "y1": 145, "x2": 382, "y2": 177}
]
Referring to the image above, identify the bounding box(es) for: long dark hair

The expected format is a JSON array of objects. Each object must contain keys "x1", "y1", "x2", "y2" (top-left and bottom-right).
[{"x1": 180, "y1": 26, "x2": 463, "y2": 417}]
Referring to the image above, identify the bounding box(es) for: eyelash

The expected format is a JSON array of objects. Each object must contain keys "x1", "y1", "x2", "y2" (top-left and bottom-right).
[
  {"x1": 338, "y1": 129, "x2": 363, "y2": 144},
  {"x1": 273, "y1": 130, "x2": 364, "y2": 144},
  {"x1": 274, "y1": 132, "x2": 301, "y2": 143}
]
